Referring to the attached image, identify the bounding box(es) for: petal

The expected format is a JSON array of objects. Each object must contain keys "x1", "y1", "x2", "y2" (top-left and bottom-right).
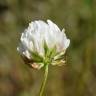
[
  {"x1": 47, "y1": 20, "x2": 61, "y2": 32},
  {"x1": 63, "y1": 39, "x2": 70, "y2": 50},
  {"x1": 23, "y1": 50, "x2": 31, "y2": 59}
]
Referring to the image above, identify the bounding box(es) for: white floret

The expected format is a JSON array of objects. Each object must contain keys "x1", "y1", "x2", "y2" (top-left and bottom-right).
[{"x1": 17, "y1": 20, "x2": 70, "y2": 60}]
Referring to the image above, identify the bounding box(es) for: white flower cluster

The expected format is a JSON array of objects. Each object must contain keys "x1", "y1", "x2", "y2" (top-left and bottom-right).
[{"x1": 17, "y1": 20, "x2": 70, "y2": 69}]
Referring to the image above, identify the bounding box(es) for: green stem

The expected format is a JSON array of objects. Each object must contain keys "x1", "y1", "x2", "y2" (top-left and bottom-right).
[{"x1": 39, "y1": 65, "x2": 48, "y2": 96}]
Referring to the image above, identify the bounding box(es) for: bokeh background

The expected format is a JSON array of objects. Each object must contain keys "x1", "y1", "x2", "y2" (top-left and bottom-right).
[{"x1": 0, "y1": 0, "x2": 96, "y2": 96}]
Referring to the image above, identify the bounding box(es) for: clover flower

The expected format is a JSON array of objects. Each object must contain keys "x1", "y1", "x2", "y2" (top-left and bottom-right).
[
  {"x1": 17, "y1": 20, "x2": 70, "y2": 69},
  {"x1": 17, "y1": 20, "x2": 70, "y2": 96}
]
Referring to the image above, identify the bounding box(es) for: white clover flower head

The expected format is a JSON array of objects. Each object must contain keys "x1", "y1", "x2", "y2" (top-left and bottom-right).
[{"x1": 17, "y1": 20, "x2": 70, "y2": 69}]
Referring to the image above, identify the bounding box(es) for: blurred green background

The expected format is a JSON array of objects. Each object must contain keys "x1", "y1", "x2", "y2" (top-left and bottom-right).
[{"x1": 0, "y1": 0, "x2": 96, "y2": 96}]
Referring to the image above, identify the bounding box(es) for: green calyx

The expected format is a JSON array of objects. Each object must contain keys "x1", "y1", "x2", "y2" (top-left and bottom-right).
[
  {"x1": 43, "y1": 41, "x2": 56, "y2": 65},
  {"x1": 30, "y1": 41, "x2": 65, "y2": 68},
  {"x1": 30, "y1": 42, "x2": 57, "y2": 68}
]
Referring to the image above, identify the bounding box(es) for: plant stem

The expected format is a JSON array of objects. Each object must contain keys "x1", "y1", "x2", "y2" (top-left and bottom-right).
[{"x1": 39, "y1": 65, "x2": 48, "y2": 96}]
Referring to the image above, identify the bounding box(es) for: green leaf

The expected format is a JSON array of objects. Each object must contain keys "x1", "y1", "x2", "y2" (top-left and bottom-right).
[
  {"x1": 31, "y1": 51, "x2": 44, "y2": 62},
  {"x1": 44, "y1": 41, "x2": 49, "y2": 57},
  {"x1": 48, "y1": 46, "x2": 56, "y2": 59}
]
